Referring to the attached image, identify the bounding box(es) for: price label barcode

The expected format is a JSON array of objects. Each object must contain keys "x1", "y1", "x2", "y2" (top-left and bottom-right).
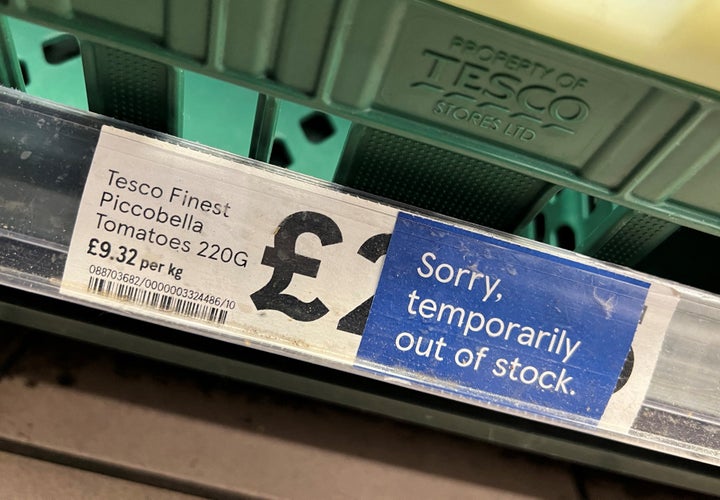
[{"x1": 87, "y1": 276, "x2": 229, "y2": 325}]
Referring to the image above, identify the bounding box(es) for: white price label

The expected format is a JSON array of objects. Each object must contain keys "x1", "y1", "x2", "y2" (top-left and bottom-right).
[
  {"x1": 60, "y1": 126, "x2": 673, "y2": 430},
  {"x1": 61, "y1": 127, "x2": 397, "y2": 364}
]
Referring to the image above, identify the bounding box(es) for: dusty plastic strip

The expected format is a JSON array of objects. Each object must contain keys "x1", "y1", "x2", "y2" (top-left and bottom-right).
[{"x1": 0, "y1": 87, "x2": 718, "y2": 471}]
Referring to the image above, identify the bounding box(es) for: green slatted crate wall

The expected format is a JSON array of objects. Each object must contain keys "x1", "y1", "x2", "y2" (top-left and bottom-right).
[
  {"x1": 2, "y1": 16, "x2": 351, "y2": 181},
  {"x1": 1, "y1": 1, "x2": 720, "y2": 294}
]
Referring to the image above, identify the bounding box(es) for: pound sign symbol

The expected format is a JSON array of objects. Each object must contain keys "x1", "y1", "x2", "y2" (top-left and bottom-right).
[{"x1": 251, "y1": 211, "x2": 342, "y2": 321}]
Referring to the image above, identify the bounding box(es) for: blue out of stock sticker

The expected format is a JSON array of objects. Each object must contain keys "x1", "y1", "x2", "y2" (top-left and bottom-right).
[{"x1": 356, "y1": 213, "x2": 650, "y2": 420}]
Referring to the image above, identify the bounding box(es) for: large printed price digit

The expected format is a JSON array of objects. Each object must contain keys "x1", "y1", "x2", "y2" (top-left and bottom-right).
[
  {"x1": 250, "y1": 211, "x2": 342, "y2": 321},
  {"x1": 337, "y1": 233, "x2": 391, "y2": 335},
  {"x1": 252, "y1": 211, "x2": 390, "y2": 334}
]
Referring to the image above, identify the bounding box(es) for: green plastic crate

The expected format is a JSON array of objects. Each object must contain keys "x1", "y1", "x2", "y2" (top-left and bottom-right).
[
  {"x1": 2, "y1": 0, "x2": 720, "y2": 289},
  {"x1": 1, "y1": 0, "x2": 718, "y2": 236}
]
